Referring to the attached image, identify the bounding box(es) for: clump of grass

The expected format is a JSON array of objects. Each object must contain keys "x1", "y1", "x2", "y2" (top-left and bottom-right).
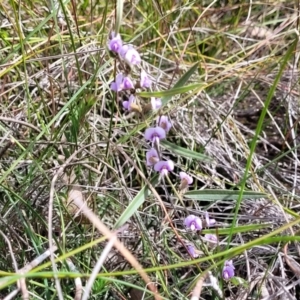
[{"x1": 0, "y1": 0, "x2": 300, "y2": 299}]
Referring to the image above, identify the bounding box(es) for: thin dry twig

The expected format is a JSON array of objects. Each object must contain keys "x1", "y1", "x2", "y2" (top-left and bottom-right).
[
  {"x1": 2, "y1": 245, "x2": 58, "y2": 299},
  {"x1": 65, "y1": 259, "x2": 83, "y2": 300},
  {"x1": 0, "y1": 116, "x2": 41, "y2": 132},
  {"x1": 82, "y1": 235, "x2": 117, "y2": 300},
  {"x1": 190, "y1": 272, "x2": 207, "y2": 300}
]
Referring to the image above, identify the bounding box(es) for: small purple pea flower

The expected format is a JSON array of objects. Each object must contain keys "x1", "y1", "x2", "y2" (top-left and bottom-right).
[
  {"x1": 124, "y1": 47, "x2": 141, "y2": 65},
  {"x1": 151, "y1": 98, "x2": 162, "y2": 110},
  {"x1": 122, "y1": 95, "x2": 135, "y2": 111},
  {"x1": 154, "y1": 160, "x2": 174, "y2": 176},
  {"x1": 222, "y1": 260, "x2": 235, "y2": 280},
  {"x1": 119, "y1": 44, "x2": 130, "y2": 59},
  {"x1": 111, "y1": 73, "x2": 134, "y2": 92},
  {"x1": 110, "y1": 73, "x2": 123, "y2": 92},
  {"x1": 205, "y1": 212, "x2": 216, "y2": 227},
  {"x1": 157, "y1": 116, "x2": 172, "y2": 133},
  {"x1": 184, "y1": 215, "x2": 202, "y2": 231},
  {"x1": 119, "y1": 45, "x2": 141, "y2": 65},
  {"x1": 187, "y1": 245, "x2": 198, "y2": 258},
  {"x1": 108, "y1": 32, "x2": 123, "y2": 53},
  {"x1": 146, "y1": 148, "x2": 159, "y2": 166},
  {"x1": 140, "y1": 70, "x2": 151, "y2": 88},
  {"x1": 179, "y1": 172, "x2": 193, "y2": 190},
  {"x1": 144, "y1": 126, "x2": 166, "y2": 143},
  {"x1": 122, "y1": 76, "x2": 134, "y2": 90},
  {"x1": 204, "y1": 234, "x2": 218, "y2": 243},
  {"x1": 204, "y1": 234, "x2": 218, "y2": 248}
]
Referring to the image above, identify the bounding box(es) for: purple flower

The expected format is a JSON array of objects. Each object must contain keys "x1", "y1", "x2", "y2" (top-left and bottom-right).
[
  {"x1": 151, "y1": 98, "x2": 162, "y2": 110},
  {"x1": 124, "y1": 47, "x2": 141, "y2": 65},
  {"x1": 157, "y1": 116, "x2": 172, "y2": 133},
  {"x1": 187, "y1": 245, "x2": 198, "y2": 258},
  {"x1": 111, "y1": 73, "x2": 134, "y2": 92},
  {"x1": 222, "y1": 260, "x2": 235, "y2": 280},
  {"x1": 122, "y1": 76, "x2": 134, "y2": 89},
  {"x1": 205, "y1": 212, "x2": 216, "y2": 227},
  {"x1": 154, "y1": 160, "x2": 174, "y2": 176},
  {"x1": 146, "y1": 148, "x2": 159, "y2": 166},
  {"x1": 184, "y1": 215, "x2": 202, "y2": 231},
  {"x1": 144, "y1": 126, "x2": 166, "y2": 143},
  {"x1": 122, "y1": 95, "x2": 135, "y2": 111},
  {"x1": 119, "y1": 44, "x2": 130, "y2": 59},
  {"x1": 119, "y1": 45, "x2": 141, "y2": 65},
  {"x1": 140, "y1": 70, "x2": 151, "y2": 88},
  {"x1": 179, "y1": 172, "x2": 193, "y2": 190},
  {"x1": 204, "y1": 234, "x2": 218, "y2": 243},
  {"x1": 108, "y1": 33, "x2": 123, "y2": 53},
  {"x1": 110, "y1": 73, "x2": 123, "y2": 92}
]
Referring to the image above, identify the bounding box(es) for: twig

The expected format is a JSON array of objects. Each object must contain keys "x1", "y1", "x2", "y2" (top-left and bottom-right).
[
  {"x1": 65, "y1": 259, "x2": 82, "y2": 300},
  {"x1": 0, "y1": 116, "x2": 41, "y2": 132},
  {"x1": 82, "y1": 235, "x2": 117, "y2": 300},
  {"x1": 190, "y1": 272, "x2": 207, "y2": 300},
  {"x1": 2, "y1": 245, "x2": 58, "y2": 299},
  {"x1": 0, "y1": 229, "x2": 29, "y2": 299}
]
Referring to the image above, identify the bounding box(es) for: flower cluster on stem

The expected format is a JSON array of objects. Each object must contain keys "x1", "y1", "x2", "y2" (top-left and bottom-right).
[
  {"x1": 108, "y1": 28, "x2": 236, "y2": 286},
  {"x1": 108, "y1": 32, "x2": 161, "y2": 113}
]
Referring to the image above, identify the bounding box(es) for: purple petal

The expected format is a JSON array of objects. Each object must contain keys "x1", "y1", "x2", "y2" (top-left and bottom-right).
[
  {"x1": 194, "y1": 217, "x2": 202, "y2": 230},
  {"x1": 184, "y1": 215, "x2": 196, "y2": 227},
  {"x1": 119, "y1": 45, "x2": 130, "y2": 59},
  {"x1": 110, "y1": 82, "x2": 118, "y2": 92},
  {"x1": 204, "y1": 234, "x2": 218, "y2": 243},
  {"x1": 184, "y1": 215, "x2": 202, "y2": 231},
  {"x1": 123, "y1": 95, "x2": 135, "y2": 111},
  {"x1": 153, "y1": 160, "x2": 174, "y2": 174},
  {"x1": 144, "y1": 127, "x2": 166, "y2": 142},
  {"x1": 140, "y1": 70, "x2": 151, "y2": 88},
  {"x1": 179, "y1": 172, "x2": 193, "y2": 185},
  {"x1": 122, "y1": 77, "x2": 134, "y2": 89},
  {"x1": 146, "y1": 148, "x2": 159, "y2": 166},
  {"x1": 205, "y1": 212, "x2": 216, "y2": 227},
  {"x1": 122, "y1": 101, "x2": 129, "y2": 110},
  {"x1": 151, "y1": 98, "x2": 162, "y2": 110},
  {"x1": 157, "y1": 116, "x2": 172, "y2": 132},
  {"x1": 111, "y1": 73, "x2": 124, "y2": 92},
  {"x1": 187, "y1": 245, "x2": 198, "y2": 258},
  {"x1": 124, "y1": 48, "x2": 141, "y2": 65},
  {"x1": 108, "y1": 37, "x2": 123, "y2": 53},
  {"x1": 222, "y1": 260, "x2": 235, "y2": 280}
]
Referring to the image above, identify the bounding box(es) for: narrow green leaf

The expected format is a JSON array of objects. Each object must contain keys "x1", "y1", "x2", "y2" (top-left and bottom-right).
[
  {"x1": 161, "y1": 62, "x2": 200, "y2": 105},
  {"x1": 203, "y1": 223, "x2": 269, "y2": 235},
  {"x1": 138, "y1": 83, "x2": 206, "y2": 98},
  {"x1": 114, "y1": 176, "x2": 159, "y2": 229},
  {"x1": 173, "y1": 62, "x2": 199, "y2": 88},
  {"x1": 184, "y1": 189, "x2": 266, "y2": 201},
  {"x1": 115, "y1": 0, "x2": 123, "y2": 34},
  {"x1": 161, "y1": 140, "x2": 212, "y2": 162}
]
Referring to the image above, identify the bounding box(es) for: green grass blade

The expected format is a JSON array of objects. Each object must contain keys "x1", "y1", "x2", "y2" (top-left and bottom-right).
[
  {"x1": 184, "y1": 189, "x2": 266, "y2": 201},
  {"x1": 113, "y1": 175, "x2": 159, "y2": 229},
  {"x1": 161, "y1": 140, "x2": 212, "y2": 162},
  {"x1": 138, "y1": 83, "x2": 206, "y2": 98},
  {"x1": 115, "y1": 0, "x2": 123, "y2": 34},
  {"x1": 227, "y1": 37, "x2": 299, "y2": 246},
  {"x1": 203, "y1": 223, "x2": 270, "y2": 235},
  {"x1": 160, "y1": 62, "x2": 199, "y2": 105}
]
